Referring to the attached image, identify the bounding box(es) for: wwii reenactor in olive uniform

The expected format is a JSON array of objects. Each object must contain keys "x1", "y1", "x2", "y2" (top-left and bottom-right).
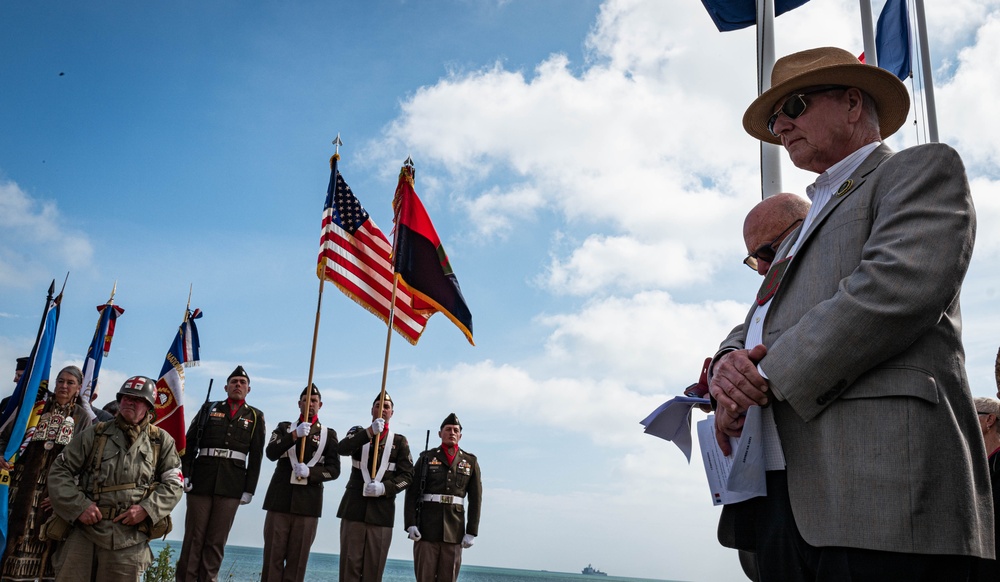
[
  {"x1": 404, "y1": 413, "x2": 482, "y2": 582},
  {"x1": 176, "y1": 365, "x2": 265, "y2": 582},
  {"x1": 336, "y1": 392, "x2": 413, "y2": 582},
  {"x1": 260, "y1": 384, "x2": 341, "y2": 582},
  {"x1": 47, "y1": 376, "x2": 183, "y2": 581}
]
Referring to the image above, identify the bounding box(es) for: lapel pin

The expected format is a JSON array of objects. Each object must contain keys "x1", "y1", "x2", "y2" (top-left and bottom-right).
[{"x1": 835, "y1": 179, "x2": 854, "y2": 197}]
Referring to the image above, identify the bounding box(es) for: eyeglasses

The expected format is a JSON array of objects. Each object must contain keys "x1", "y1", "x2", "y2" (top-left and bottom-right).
[
  {"x1": 744, "y1": 219, "x2": 804, "y2": 271},
  {"x1": 767, "y1": 86, "x2": 847, "y2": 137}
]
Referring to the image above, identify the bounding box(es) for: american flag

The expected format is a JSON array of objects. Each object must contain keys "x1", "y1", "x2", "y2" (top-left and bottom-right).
[{"x1": 318, "y1": 156, "x2": 429, "y2": 344}]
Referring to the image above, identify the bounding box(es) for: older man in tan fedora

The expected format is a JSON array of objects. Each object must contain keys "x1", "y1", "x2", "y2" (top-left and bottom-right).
[{"x1": 709, "y1": 46, "x2": 992, "y2": 581}]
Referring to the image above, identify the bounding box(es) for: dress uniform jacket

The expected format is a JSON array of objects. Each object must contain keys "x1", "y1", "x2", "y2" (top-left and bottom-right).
[
  {"x1": 262, "y1": 421, "x2": 340, "y2": 517},
  {"x1": 47, "y1": 418, "x2": 183, "y2": 550},
  {"x1": 182, "y1": 400, "x2": 265, "y2": 498},
  {"x1": 404, "y1": 447, "x2": 481, "y2": 543},
  {"x1": 336, "y1": 427, "x2": 413, "y2": 526}
]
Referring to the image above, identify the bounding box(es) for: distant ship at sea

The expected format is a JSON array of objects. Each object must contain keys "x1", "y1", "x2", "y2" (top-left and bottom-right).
[{"x1": 582, "y1": 563, "x2": 608, "y2": 576}]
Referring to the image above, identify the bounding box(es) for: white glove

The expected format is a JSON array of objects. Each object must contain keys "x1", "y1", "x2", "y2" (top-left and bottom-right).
[
  {"x1": 363, "y1": 482, "x2": 386, "y2": 497},
  {"x1": 407, "y1": 526, "x2": 422, "y2": 541},
  {"x1": 240, "y1": 492, "x2": 253, "y2": 505},
  {"x1": 294, "y1": 422, "x2": 311, "y2": 438},
  {"x1": 183, "y1": 478, "x2": 193, "y2": 492},
  {"x1": 293, "y1": 462, "x2": 310, "y2": 480},
  {"x1": 370, "y1": 418, "x2": 385, "y2": 435},
  {"x1": 461, "y1": 534, "x2": 475, "y2": 549}
]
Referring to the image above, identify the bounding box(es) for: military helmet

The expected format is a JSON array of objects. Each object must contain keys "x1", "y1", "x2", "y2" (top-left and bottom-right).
[{"x1": 116, "y1": 376, "x2": 157, "y2": 407}]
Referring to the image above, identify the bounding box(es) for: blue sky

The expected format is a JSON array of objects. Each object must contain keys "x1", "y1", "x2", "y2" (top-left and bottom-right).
[{"x1": 3, "y1": 1, "x2": 1000, "y2": 580}]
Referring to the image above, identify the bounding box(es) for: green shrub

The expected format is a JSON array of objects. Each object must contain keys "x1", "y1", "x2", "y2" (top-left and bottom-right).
[{"x1": 144, "y1": 542, "x2": 175, "y2": 582}]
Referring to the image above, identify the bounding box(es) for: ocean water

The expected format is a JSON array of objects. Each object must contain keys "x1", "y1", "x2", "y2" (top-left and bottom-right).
[{"x1": 148, "y1": 541, "x2": 680, "y2": 582}]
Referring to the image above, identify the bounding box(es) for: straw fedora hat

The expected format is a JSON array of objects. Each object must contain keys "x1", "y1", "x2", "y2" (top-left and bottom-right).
[{"x1": 743, "y1": 47, "x2": 910, "y2": 145}]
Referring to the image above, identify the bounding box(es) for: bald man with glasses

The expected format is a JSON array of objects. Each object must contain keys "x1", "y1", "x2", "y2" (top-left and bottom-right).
[{"x1": 742, "y1": 194, "x2": 811, "y2": 276}]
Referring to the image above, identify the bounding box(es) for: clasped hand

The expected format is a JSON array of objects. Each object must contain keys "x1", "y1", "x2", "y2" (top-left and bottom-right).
[{"x1": 709, "y1": 345, "x2": 769, "y2": 455}]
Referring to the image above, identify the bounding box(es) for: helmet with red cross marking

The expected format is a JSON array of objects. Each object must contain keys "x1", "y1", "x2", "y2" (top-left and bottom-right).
[{"x1": 116, "y1": 376, "x2": 157, "y2": 407}]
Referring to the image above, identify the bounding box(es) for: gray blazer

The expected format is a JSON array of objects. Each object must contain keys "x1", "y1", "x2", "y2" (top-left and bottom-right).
[{"x1": 716, "y1": 142, "x2": 994, "y2": 557}]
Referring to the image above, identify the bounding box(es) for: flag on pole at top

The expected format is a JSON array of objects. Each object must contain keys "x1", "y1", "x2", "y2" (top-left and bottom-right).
[
  {"x1": 0, "y1": 283, "x2": 62, "y2": 556},
  {"x1": 875, "y1": 0, "x2": 911, "y2": 81},
  {"x1": 79, "y1": 300, "x2": 125, "y2": 421},
  {"x1": 391, "y1": 163, "x2": 474, "y2": 346},
  {"x1": 318, "y1": 154, "x2": 430, "y2": 344},
  {"x1": 698, "y1": 0, "x2": 812, "y2": 32},
  {"x1": 153, "y1": 308, "x2": 202, "y2": 456}
]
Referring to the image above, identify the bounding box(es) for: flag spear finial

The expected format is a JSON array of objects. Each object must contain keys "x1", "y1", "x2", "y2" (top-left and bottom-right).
[
  {"x1": 108, "y1": 280, "x2": 118, "y2": 305},
  {"x1": 404, "y1": 155, "x2": 414, "y2": 168},
  {"x1": 184, "y1": 284, "x2": 193, "y2": 323},
  {"x1": 332, "y1": 134, "x2": 343, "y2": 162},
  {"x1": 59, "y1": 272, "x2": 70, "y2": 296}
]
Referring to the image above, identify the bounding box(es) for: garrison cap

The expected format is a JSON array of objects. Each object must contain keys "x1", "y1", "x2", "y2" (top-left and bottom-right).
[
  {"x1": 441, "y1": 412, "x2": 461, "y2": 429},
  {"x1": 300, "y1": 384, "x2": 321, "y2": 399},
  {"x1": 15, "y1": 357, "x2": 29, "y2": 372},
  {"x1": 228, "y1": 365, "x2": 250, "y2": 383},
  {"x1": 373, "y1": 392, "x2": 392, "y2": 406}
]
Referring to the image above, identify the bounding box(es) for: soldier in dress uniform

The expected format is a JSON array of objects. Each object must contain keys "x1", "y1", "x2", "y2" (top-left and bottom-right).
[
  {"x1": 404, "y1": 413, "x2": 482, "y2": 582},
  {"x1": 176, "y1": 365, "x2": 266, "y2": 582},
  {"x1": 260, "y1": 384, "x2": 341, "y2": 582},
  {"x1": 47, "y1": 376, "x2": 183, "y2": 581},
  {"x1": 336, "y1": 392, "x2": 413, "y2": 582}
]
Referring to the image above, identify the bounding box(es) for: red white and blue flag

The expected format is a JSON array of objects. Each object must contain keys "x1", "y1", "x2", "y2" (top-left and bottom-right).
[
  {"x1": 154, "y1": 308, "x2": 201, "y2": 455},
  {"x1": 80, "y1": 301, "x2": 125, "y2": 420},
  {"x1": 318, "y1": 155, "x2": 430, "y2": 344},
  {"x1": 875, "y1": 0, "x2": 911, "y2": 81}
]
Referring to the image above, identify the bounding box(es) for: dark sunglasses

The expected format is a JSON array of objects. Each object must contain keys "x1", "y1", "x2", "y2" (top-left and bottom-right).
[
  {"x1": 767, "y1": 86, "x2": 847, "y2": 137},
  {"x1": 744, "y1": 218, "x2": 804, "y2": 271}
]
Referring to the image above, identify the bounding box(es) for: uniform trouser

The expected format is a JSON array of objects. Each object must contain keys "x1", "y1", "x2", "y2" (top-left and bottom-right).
[
  {"x1": 412, "y1": 540, "x2": 463, "y2": 582},
  {"x1": 176, "y1": 494, "x2": 240, "y2": 582},
  {"x1": 52, "y1": 528, "x2": 151, "y2": 582},
  {"x1": 261, "y1": 511, "x2": 318, "y2": 582},
  {"x1": 338, "y1": 519, "x2": 392, "y2": 582}
]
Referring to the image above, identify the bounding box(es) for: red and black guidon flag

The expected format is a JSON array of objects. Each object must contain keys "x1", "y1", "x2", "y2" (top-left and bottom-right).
[{"x1": 391, "y1": 164, "x2": 474, "y2": 346}]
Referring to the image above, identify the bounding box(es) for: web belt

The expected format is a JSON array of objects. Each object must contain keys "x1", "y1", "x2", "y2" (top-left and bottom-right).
[
  {"x1": 421, "y1": 493, "x2": 465, "y2": 505},
  {"x1": 199, "y1": 448, "x2": 248, "y2": 461}
]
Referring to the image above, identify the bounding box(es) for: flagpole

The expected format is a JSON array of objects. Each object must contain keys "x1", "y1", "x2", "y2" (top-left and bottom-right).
[
  {"x1": 757, "y1": 0, "x2": 782, "y2": 198},
  {"x1": 860, "y1": 0, "x2": 878, "y2": 66},
  {"x1": 370, "y1": 276, "x2": 399, "y2": 474},
  {"x1": 298, "y1": 136, "x2": 343, "y2": 465},
  {"x1": 912, "y1": 0, "x2": 938, "y2": 142},
  {"x1": 371, "y1": 156, "x2": 414, "y2": 475}
]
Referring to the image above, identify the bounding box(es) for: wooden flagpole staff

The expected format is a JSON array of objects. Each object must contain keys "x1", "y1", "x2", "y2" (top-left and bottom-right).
[
  {"x1": 370, "y1": 276, "x2": 399, "y2": 475},
  {"x1": 370, "y1": 155, "x2": 414, "y2": 475},
  {"x1": 298, "y1": 135, "x2": 343, "y2": 464}
]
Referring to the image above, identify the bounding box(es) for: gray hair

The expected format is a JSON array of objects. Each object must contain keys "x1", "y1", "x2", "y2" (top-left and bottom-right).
[
  {"x1": 974, "y1": 397, "x2": 1000, "y2": 417},
  {"x1": 58, "y1": 365, "x2": 84, "y2": 385}
]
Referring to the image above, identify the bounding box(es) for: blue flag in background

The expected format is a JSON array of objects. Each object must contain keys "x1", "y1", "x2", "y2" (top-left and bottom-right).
[
  {"x1": 699, "y1": 0, "x2": 813, "y2": 32},
  {"x1": 80, "y1": 302, "x2": 125, "y2": 420},
  {"x1": 0, "y1": 284, "x2": 62, "y2": 555},
  {"x1": 876, "y1": 0, "x2": 911, "y2": 80}
]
